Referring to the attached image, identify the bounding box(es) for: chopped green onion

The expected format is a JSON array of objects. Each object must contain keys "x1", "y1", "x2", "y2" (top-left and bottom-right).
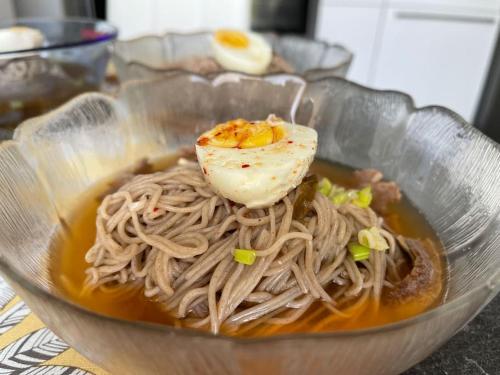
[
  {"x1": 353, "y1": 186, "x2": 372, "y2": 208},
  {"x1": 328, "y1": 185, "x2": 345, "y2": 200},
  {"x1": 358, "y1": 227, "x2": 389, "y2": 251},
  {"x1": 233, "y1": 248, "x2": 256, "y2": 265},
  {"x1": 347, "y1": 190, "x2": 358, "y2": 200},
  {"x1": 317, "y1": 179, "x2": 371, "y2": 208},
  {"x1": 9, "y1": 100, "x2": 23, "y2": 110},
  {"x1": 331, "y1": 191, "x2": 349, "y2": 205},
  {"x1": 317, "y1": 177, "x2": 333, "y2": 197},
  {"x1": 348, "y1": 242, "x2": 371, "y2": 261}
]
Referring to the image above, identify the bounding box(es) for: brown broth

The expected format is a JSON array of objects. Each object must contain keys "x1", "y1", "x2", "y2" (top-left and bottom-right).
[{"x1": 50, "y1": 158, "x2": 446, "y2": 337}]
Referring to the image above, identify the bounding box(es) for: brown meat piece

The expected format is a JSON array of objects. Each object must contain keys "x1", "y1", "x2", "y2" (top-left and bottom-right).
[
  {"x1": 160, "y1": 56, "x2": 221, "y2": 75},
  {"x1": 353, "y1": 169, "x2": 402, "y2": 214},
  {"x1": 353, "y1": 168, "x2": 382, "y2": 185},
  {"x1": 384, "y1": 238, "x2": 443, "y2": 310},
  {"x1": 267, "y1": 54, "x2": 295, "y2": 73},
  {"x1": 158, "y1": 54, "x2": 295, "y2": 75},
  {"x1": 178, "y1": 145, "x2": 196, "y2": 159}
]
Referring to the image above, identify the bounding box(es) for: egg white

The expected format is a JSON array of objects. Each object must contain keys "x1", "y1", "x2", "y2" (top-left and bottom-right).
[
  {"x1": 0, "y1": 27, "x2": 44, "y2": 53},
  {"x1": 212, "y1": 31, "x2": 272, "y2": 75},
  {"x1": 196, "y1": 121, "x2": 318, "y2": 208}
]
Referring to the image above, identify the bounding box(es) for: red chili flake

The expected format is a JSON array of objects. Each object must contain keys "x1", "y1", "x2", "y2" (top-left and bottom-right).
[
  {"x1": 241, "y1": 164, "x2": 250, "y2": 168},
  {"x1": 197, "y1": 137, "x2": 209, "y2": 146},
  {"x1": 288, "y1": 141, "x2": 294, "y2": 144},
  {"x1": 153, "y1": 207, "x2": 159, "y2": 212},
  {"x1": 203, "y1": 167, "x2": 207, "y2": 174},
  {"x1": 80, "y1": 29, "x2": 105, "y2": 40}
]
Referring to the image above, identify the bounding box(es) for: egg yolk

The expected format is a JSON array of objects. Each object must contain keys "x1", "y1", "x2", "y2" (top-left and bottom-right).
[
  {"x1": 215, "y1": 30, "x2": 249, "y2": 49},
  {"x1": 197, "y1": 119, "x2": 285, "y2": 149}
]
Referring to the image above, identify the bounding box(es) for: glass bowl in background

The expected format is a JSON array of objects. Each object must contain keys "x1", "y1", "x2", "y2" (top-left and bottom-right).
[
  {"x1": 0, "y1": 73, "x2": 498, "y2": 375},
  {"x1": 112, "y1": 31, "x2": 353, "y2": 82},
  {"x1": 0, "y1": 18, "x2": 117, "y2": 140}
]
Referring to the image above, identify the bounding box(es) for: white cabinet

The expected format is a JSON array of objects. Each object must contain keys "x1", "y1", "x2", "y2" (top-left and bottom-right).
[
  {"x1": 107, "y1": 0, "x2": 155, "y2": 39},
  {"x1": 316, "y1": 3, "x2": 383, "y2": 83},
  {"x1": 373, "y1": 7, "x2": 499, "y2": 120},
  {"x1": 316, "y1": 0, "x2": 500, "y2": 122},
  {"x1": 0, "y1": 0, "x2": 15, "y2": 19},
  {"x1": 389, "y1": 0, "x2": 500, "y2": 11}
]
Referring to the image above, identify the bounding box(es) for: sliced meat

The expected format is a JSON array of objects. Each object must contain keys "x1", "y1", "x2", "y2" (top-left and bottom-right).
[
  {"x1": 371, "y1": 181, "x2": 402, "y2": 214},
  {"x1": 132, "y1": 158, "x2": 154, "y2": 175},
  {"x1": 267, "y1": 54, "x2": 295, "y2": 73},
  {"x1": 158, "y1": 54, "x2": 295, "y2": 75},
  {"x1": 160, "y1": 56, "x2": 222, "y2": 75},
  {"x1": 384, "y1": 238, "x2": 443, "y2": 309},
  {"x1": 353, "y1": 168, "x2": 383, "y2": 185},
  {"x1": 353, "y1": 168, "x2": 402, "y2": 214},
  {"x1": 178, "y1": 145, "x2": 196, "y2": 159}
]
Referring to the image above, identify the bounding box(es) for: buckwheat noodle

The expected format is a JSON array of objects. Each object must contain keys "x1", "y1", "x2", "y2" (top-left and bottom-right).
[{"x1": 84, "y1": 159, "x2": 405, "y2": 334}]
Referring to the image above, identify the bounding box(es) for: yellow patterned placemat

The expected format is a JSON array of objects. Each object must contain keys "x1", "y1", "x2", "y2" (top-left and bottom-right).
[{"x1": 0, "y1": 277, "x2": 108, "y2": 374}]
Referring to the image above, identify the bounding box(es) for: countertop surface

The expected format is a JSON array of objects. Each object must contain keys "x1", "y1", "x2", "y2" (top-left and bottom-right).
[{"x1": 405, "y1": 294, "x2": 499, "y2": 375}]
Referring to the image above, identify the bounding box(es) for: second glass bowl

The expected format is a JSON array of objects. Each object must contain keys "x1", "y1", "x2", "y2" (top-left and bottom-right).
[
  {"x1": 0, "y1": 18, "x2": 117, "y2": 139},
  {"x1": 112, "y1": 31, "x2": 352, "y2": 82}
]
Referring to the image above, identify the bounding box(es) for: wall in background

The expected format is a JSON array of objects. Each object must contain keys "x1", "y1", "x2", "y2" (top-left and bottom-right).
[
  {"x1": 0, "y1": 0, "x2": 15, "y2": 18},
  {"x1": 107, "y1": 0, "x2": 251, "y2": 39}
]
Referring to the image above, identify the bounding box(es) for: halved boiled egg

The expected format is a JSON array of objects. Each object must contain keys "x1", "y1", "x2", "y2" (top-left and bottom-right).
[
  {"x1": 0, "y1": 27, "x2": 44, "y2": 53},
  {"x1": 195, "y1": 116, "x2": 318, "y2": 208},
  {"x1": 212, "y1": 29, "x2": 272, "y2": 75}
]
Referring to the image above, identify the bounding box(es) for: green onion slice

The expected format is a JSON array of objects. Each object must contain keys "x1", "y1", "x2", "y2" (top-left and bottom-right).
[
  {"x1": 353, "y1": 186, "x2": 372, "y2": 208},
  {"x1": 316, "y1": 177, "x2": 373, "y2": 209},
  {"x1": 348, "y1": 242, "x2": 371, "y2": 261},
  {"x1": 233, "y1": 248, "x2": 256, "y2": 265},
  {"x1": 358, "y1": 227, "x2": 389, "y2": 251},
  {"x1": 317, "y1": 177, "x2": 333, "y2": 197},
  {"x1": 331, "y1": 192, "x2": 349, "y2": 205}
]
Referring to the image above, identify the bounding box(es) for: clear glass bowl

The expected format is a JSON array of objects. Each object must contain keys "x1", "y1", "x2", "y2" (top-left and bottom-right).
[
  {"x1": 112, "y1": 31, "x2": 353, "y2": 82},
  {"x1": 0, "y1": 73, "x2": 498, "y2": 375},
  {"x1": 0, "y1": 18, "x2": 117, "y2": 139}
]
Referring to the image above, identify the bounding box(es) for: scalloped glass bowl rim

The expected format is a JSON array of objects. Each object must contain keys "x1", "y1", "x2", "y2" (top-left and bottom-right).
[
  {"x1": 1, "y1": 72, "x2": 498, "y2": 343},
  {"x1": 0, "y1": 17, "x2": 118, "y2": 57},
  {"x1": 113, "y1": 30, "x2": 353, "y2": 75}
]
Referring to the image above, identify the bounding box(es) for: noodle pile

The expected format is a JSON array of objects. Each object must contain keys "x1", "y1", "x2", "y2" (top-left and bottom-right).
[{"x1": 84, "y1": 159, "x2": 407, "y2": 334}]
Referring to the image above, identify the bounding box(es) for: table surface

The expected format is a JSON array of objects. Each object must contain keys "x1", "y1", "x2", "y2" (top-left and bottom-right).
[{"x1": 405, "y1": 294, "x2": 499, "y2": 375}]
